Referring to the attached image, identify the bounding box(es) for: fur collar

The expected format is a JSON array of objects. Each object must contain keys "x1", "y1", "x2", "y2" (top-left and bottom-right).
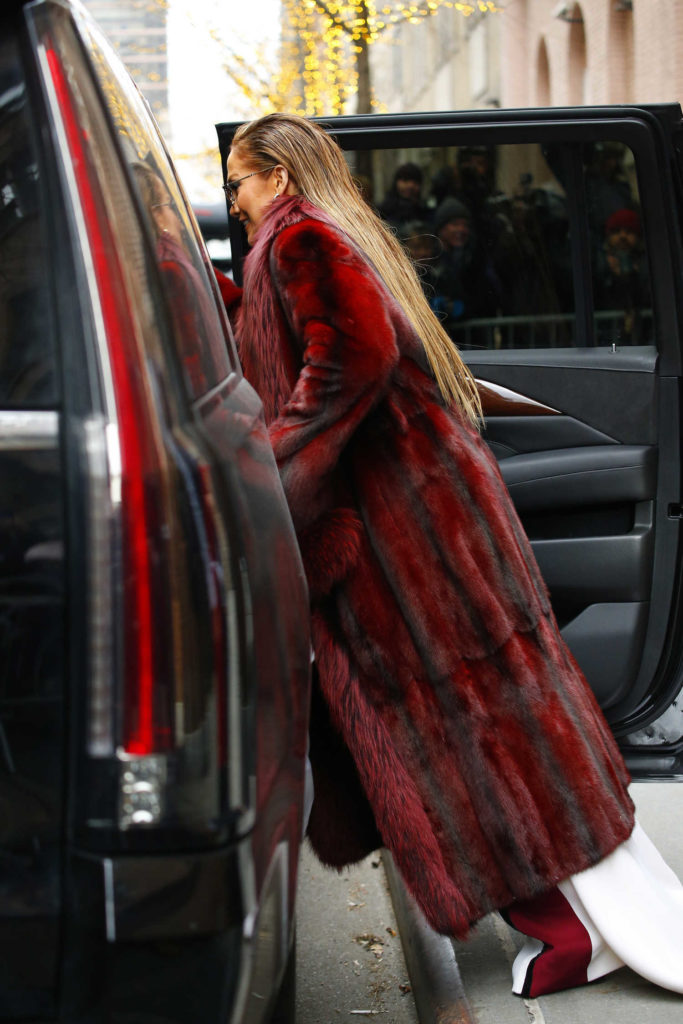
[{"x1": 253, "y1": 193, "x2": 336, "y2": 244}]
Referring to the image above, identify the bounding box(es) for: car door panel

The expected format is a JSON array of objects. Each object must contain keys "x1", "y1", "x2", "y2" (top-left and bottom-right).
[
  {"x1": 468, "y1": 343, "x2": 663, "y2": 712},
  {"x1": 561, "y1": 602, "x2": 648, "y2": 708},
  {"x1": 497, "y1": 444, "x2": 656, "y2": 510},
  {"x1": 472, "y1": 348, "x2": 659, "y2": 445},
  {"x1": 499, "y1": 441, "x2": 655, "y2": 709}
]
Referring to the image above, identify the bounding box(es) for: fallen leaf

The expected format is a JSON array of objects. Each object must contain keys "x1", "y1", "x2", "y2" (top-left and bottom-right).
[{"x1": 385, "y1": 926, "x2": 397, "y2": 937}]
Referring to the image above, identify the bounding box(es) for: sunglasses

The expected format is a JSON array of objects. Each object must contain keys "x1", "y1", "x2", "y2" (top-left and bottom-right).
[{"x1": 223, "y1": 165, "x2": 277, "y2": 206}]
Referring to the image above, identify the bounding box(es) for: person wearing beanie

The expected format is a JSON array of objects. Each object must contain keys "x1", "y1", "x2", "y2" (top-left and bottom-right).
[
  {"x1": 377, "y1": 161, "x2": 430, "y2": 227},
  {"x1": 605, "y1": 207, "x2": 641, "y2": 237},
  {"x1": 433, "y1": 196, "x2": 471, "y2": 238},
  {"x1": 594, "y1": 206, "x2": 651, "y2": 342},
  {"x1": 430, "y1": 195, "x2": 500, "y2": 335}
]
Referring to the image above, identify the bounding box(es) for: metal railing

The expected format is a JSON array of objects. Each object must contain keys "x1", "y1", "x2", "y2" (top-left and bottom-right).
[{"x1": 449, "y1": 308, "x2": 654, "y2": 350}]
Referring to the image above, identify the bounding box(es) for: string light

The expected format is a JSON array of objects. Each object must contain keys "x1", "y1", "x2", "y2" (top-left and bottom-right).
[{"x1": 275, "y1": 0, "x2": 498, "y2": 115}]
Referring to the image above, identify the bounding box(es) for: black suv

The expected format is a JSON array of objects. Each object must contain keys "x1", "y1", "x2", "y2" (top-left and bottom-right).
[
  {"x1": 1, "y1": 1, "x2": 310, "y2": 1022},
  {"x1": 220, "y1": 105, "x2": 683, "y2": 776}
]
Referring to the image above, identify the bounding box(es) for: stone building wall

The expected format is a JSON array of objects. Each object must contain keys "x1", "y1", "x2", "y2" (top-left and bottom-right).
[{"x1": 501, "y1": 0, "x2": 683, "y2": 110}]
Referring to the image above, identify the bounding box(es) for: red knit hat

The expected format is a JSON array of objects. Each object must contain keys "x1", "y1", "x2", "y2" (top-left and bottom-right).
[{"x1": 605, "y1": 208, "x2": 641, "y2": 235}]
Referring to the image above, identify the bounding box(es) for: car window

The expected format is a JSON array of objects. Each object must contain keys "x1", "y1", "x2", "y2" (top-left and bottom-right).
[
  {"x1": 0, "y1": 35, "x2": 57, "y2": 406},
  {"x1": 347, "y1": 139, "x2": 653, "y2": 351},
  {"x1": 80, "y1": 17, "x2": 236, "y2": 400}
]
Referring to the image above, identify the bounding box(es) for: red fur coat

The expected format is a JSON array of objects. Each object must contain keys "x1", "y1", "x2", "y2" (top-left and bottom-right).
[{"x1": 236, "y1": 195, "x2": 635, "y2": 939}]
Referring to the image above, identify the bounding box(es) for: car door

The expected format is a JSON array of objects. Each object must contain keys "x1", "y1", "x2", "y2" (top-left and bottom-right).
[{"x1": 217, "y1": 105, "x2": 683, "y2": 773}]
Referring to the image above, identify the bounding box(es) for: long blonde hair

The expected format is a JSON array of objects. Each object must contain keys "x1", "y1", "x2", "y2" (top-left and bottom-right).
[{"x1": 231, "y1": 113, "x2": 482, "y2": 426}]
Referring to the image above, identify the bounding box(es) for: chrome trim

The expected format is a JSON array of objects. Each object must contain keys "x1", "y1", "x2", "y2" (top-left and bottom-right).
[
  {"x1": 103, "y1": 859, "x2": 116, "y2": 943},
  {"x1": 0, "y1": 410, "x2": 59, "y2": 450},
  {"x1": 231, "y1": 841, "x2": 289, "y2": 1024}
]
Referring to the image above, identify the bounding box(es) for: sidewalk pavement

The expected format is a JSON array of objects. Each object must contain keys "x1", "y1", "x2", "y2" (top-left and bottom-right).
[
  {"x1": 296, "y1": 844, "x2": 419, "y2": 1023},
  {"x1": 297, "y1": 782, "x2": 683, "y2": 1024}
]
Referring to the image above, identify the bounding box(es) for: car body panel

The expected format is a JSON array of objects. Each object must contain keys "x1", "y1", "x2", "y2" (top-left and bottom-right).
[{"x1": 0, "y1": 1, "x2": 310, "y2": 1021}]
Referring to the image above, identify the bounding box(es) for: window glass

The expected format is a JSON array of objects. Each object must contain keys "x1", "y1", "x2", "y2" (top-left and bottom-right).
[
  {"x1": 0, "y1": 36, "x2": 57, "y2": 405},
  {"x1": 83, "y1": 20, "x2": 235, "y2": 399},
  {"x1": 583, "y1": 141, "x2": 653, "y2": 346},
  {"x1": 347, "y1": 138, "x2": 653, "y2": 351}
]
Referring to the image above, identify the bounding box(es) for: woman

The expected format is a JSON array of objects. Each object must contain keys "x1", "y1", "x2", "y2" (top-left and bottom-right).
[{"x1": 226, "y1": 113, "x2": 683, "y2": 998}]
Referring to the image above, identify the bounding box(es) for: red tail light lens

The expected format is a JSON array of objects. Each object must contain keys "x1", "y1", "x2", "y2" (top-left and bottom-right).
[{"x1": 45, "y1": 45, "x2": 173, "y2": 757}]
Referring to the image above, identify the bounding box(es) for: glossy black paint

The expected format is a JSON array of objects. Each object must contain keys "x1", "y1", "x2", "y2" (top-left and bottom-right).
[
  {"x1": 1, "y1": 2, "x2": 310, "y2": 1022},
  {"x1": 0, "y1": 436, "x2": 64, "y2": 1017},
  {"x1": 57, "y1": 849, "x2": 244, "y2": 1023},
  {"x1": 0, "y1": 12, "x2": 65, "y2": 1013}
]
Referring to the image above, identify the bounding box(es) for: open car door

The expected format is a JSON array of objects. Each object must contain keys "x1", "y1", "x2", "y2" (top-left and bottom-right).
[{"x1": 217, "y1": 105, "x2": 683, "y2": 777}]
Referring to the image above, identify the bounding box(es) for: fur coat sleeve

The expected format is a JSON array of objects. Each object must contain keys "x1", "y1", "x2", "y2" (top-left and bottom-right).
[{"x1": 266, "y1": 219, "x2": 401, "y2": 596}]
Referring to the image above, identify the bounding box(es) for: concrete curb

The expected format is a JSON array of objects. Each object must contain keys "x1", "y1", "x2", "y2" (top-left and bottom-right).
[{"x1": 383, "y1": 852, "x2": 475, "y2": 1024}]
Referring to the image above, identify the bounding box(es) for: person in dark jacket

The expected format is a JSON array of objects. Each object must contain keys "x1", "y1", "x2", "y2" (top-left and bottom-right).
[
  {"x1": 377, "y1": 161, "x2": 431, "y2": 228},
  {"x1": 430, "y1": 196, "x2": 501, "y2": 332},
  {"x1": 593, "y1": 207, "x2": 652, "y2": 344},
  {"x1": 225, "y1": 112, "x2": 683, "y2": 999}
]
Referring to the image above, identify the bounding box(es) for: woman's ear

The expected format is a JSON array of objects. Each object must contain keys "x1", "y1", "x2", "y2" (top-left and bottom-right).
[{"x1": 274, "y1": 165, "x2": 298, "y2": 196}]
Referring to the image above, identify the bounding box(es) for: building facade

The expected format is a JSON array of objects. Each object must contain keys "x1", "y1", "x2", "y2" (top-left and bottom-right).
[
  {"x1": 501, "y1": 0, "x2": 683, "y2": 109},
  {"x1": 370, "y1": 1, "x2": 683, "y2": 116},
  {"x1": 371, "y1": 5, "x2": 501, "y2": 114}
]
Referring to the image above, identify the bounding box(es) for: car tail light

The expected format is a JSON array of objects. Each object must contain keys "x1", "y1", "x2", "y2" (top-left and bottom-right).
[
  {"x1": 45, "y1": 45, "x2": 174, "y2": 756},
  {"x1": 35, "y1": 13, "x2": 234, "y2": 840}
]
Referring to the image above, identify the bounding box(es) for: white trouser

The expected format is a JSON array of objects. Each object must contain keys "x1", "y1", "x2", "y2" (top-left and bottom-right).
[{"x1": 507, "y1": 821, "x2": 683, "y2": 997}]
